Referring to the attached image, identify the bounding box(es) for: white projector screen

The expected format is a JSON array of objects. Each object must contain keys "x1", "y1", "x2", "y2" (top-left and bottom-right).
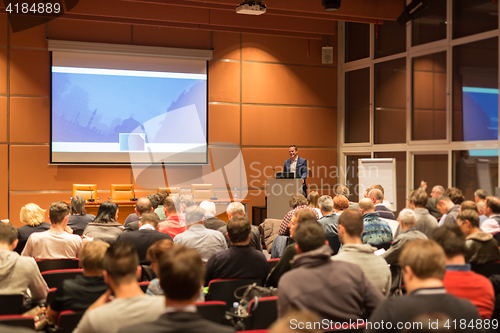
[{"x1": 50, "y1": 44, "x2": 209, "y2": 164}]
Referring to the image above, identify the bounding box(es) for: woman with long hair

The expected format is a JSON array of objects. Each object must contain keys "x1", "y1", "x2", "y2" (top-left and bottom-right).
[{"x1": 83, "y1": 201, "x2": 124, "y2": 244}]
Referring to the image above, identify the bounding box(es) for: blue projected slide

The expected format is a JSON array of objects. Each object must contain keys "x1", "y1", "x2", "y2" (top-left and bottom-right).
[
  {"x1": 462, "y1": 87, "x2": 498, "y2": 141},
  {"x1": 51, "y1": 65, "x2": 208, "y2": 164}
]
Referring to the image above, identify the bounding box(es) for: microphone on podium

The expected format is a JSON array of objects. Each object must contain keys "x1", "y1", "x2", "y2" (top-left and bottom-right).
[
  {"x1": 130, "y1": 185, "x2": 138, "y2": 201},
  {"x1": 88, "y1": 186, "x2": 95, "y2": 202}
]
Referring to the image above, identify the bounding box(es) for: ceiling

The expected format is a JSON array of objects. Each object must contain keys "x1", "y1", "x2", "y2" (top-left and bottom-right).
[{"x1": 6, "y1": 0, "x2": 405, "y2": 39}]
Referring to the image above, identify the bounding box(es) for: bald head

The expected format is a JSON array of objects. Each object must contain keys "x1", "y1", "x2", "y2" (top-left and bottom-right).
[
  {"x1": 368, "y1": 189, "x2": 384, "y2": 204},
  {"x1": 486, "y1": 196, "x2": 500, "y2": 217},
  {"x1": 136, "y1": 197, "x2": 152, "y2": 217},
  {"x1": 358, "y1": 198, "x2": 375, "y2": 215}
]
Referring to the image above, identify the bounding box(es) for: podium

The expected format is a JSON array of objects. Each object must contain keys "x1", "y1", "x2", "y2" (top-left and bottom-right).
[{"x1": 266, "y1": 179, "x2": 303, "y2": 219}]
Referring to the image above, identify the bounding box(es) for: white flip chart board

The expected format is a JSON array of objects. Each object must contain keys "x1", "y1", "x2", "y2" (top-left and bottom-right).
[{"x1": 358, "y1": 158, "x2": 397, "y2": 209}]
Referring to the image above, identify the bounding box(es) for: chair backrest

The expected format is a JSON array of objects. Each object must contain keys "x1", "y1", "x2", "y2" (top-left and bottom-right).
[
  {"x1": 47, "y1": 288, "x2": 57, "y2": 306},
  {"x1": 138, "y1": 281, "x2": 149, "y2": 293},
  {"x1": 58, "y1": 310, "x2": 84, "y2": 333},
  {"x1": 191, "y1": 184, "x2": 214, "y2": 200},
  {"x1": 110, "y1": 184, "x2": 134, "y2": 201},
  {"x1": 326, "y1": 234, "x2": 341, "y2": 255},
  {"x1": 42, "y1": 269, "x2": 83, "y2": 288},
  {"x1": 36, "y1": 258, "x2": 80, "y2": 273},
  {"x1": 248, "y1": 296, "x2": 278, "y2": 330},
  {"x1": 471, "y1": 261, "x2": 500, "y2": 278},
  {"x1": 0, "y1": 315, "x2": 35, "y2": 329},
  {"x1": 196, "y1": 301, "x2": 227, "y2": 324},
  {"x1": 72, "y1": 184, "x2": 97, "y2": 201},
  {"x1": 206, "y1": 279, "x2": 262, "y2": 309},
  {"x1": 267, "y1": 259, "x2": 280, "y2": 272},
  {"x1": 158, "y1": 187, "x2": 181, "y2": 196},
  {"x1": 0, "y1": 295, "x2": 24, "y2": 315}
]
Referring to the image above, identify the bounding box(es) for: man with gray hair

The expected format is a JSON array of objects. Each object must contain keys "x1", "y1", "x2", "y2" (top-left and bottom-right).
[
  {"x1": 317, "y1": 195, "x2": 338, "y2": 235},
  {"x1": 382, "y1": 209, "x2": 427, "y2": 265},
  {"x1": 421, "y1": 181, "x2": 445, "y2": 219},
  {"x1": 174, "y1": 206, "x2": 227, "y2": 262},
  {"x1": 199, "y1": 200, "x2": 226, "y2": 230},
  {"x1": 218, "y1": 202, "x2": 262, "y2": 251}
]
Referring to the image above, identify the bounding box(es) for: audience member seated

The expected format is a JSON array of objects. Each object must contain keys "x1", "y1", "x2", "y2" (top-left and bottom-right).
[
  {"x1": 475, "y1": 189, "x2": 487, "y2": 204},
  {"x1": 154, "y1": 191, "x2": 170, "y2": 221},
  {"x1": 431, "y1": 224, "x2": 495, "y2": 319},
  {"x1": 218, "y1": 202, "x2": 262, "y2": 251},
  {"x1": 199, "y1": 200, "x2": 225, "y2": 230},
  {"x1": 334, "y1": 184, "x2": 359, "y2": 211},
  {"x1": 460, "y1": 200, "x2": 478, "y2": 213},
  {"x1": 145, "y1": 240, "x2": 174, "y2": 296},
  {"x1": 317, "y1": 195, "x2": 337, "y2": 235},
  {"x1": 307, "y1": 191, "x2": 322, "y2": 218},
  {"x1": 174, "y1": 206, "x2": 227, "y2": 262},
  {"x1": 266, "y1": 209, "x2": 317, "y2": 288},
  {"x1": 479, "y1": 196, "x2": 500, "y2": 236},
  {"x1": 118, "y1": 246, "x2": 234, "y2": 333},
  {"x1": 477, "y1": 201, "x2": 487, "y2": 226},
  {"x1": 116, "y1": 212, "x2": 172, "y2": 265},
  {"x1": 370, "y1": 184, "x2": 392, "y2": 210},
  {"x1": 395, "y1": 189, "x2": 438, "y2": 238},
  {"x1": 205, "y1": 216, "x2": 268, "y2": 286},
  {"x1": 368, "y1": 189, "x2": 395, "y2": 220},
  {"x1": 22, "y1": 201, "x2": 82, "y2": 259},
  {"x1": 332, "y1": 209, "x2": 391, "y2": 296},
  {"x1": 366, "y1": 240, "x2": 481, "y2": 333},
  {"x1": 333, "y1": 195, "x2": 349, "y2": 216},
  {"x1": 436, "y1": 194, "x2": 460, "y2": 226},
  {"x1": 278, "y1": 222, "x2": 384, "y2": 321},
  {"x1": 446, "y1": 187, "x2": 465, "y2": 206},
  {"x1": 73, "y1": 242, "x2": 165, "y2": 333},
  {"x1": 158, "y1": 196, "x2": 187, "y2": 238},
  {"x1": 46, "y1": 240, "x2": 110, "y2": 322},
  {"x1": 279, "y1": 193, "x2": 320, "y2": 236},
  {"x1": 0, "y1": 222, "x2": 47, "y2": 307},
  {"x1": 67, "y1": 195, "x2": 95, "y2": 235},
  {"x1": 457, "y1": 209, "x2": 500, "y2": 265},
  {"x1": 15, "y1": 203, "x2": 50, "y2": 254},
  {"x1": 83, "y1": 201, "x2": 124, "y2": 244},
  {"x1": 359, "y1": 198, "x2": 393, "y2": 249},
  {"x1": 383, "y1": 209, "x2": 427, "y2": 265},
  {"x1": 179, "y1": 194, "x2": 196, "y2": 217},
  {"x1": 423, "y1": 183, "x2": 445, "y2": 219},
  {"x1": 123, "y1": 197, "x2": 153, "y2": 228}
]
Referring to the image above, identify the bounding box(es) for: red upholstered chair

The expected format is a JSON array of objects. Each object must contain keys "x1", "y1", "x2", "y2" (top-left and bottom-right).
[
  {"x1": 138, "y1": 281, "x2": 150, "y2": 293},
  {"x1": 46, "y1": 287, "x2": 57, "y2": 306},
  {"x1": 196, "y1": 301, "x2": 227, "y2": 324},
  {"x1": 267, "y1": 258, "x2": 280, "y2": 272},
  {"x1": 41, "y1": 269, "x2": 83, "y2": 289},
  {"x1": 0, "y1": 294, "x2": 25, "y2": 315},
  {"x1": 247, "y1": 296, "x2": 278, "y2": 330},
  {"x1": 36, "y1": 258, "x2": 80, "y2": 273},
  {"x1": 58, "y1": 310, "x2": 84, "y2": 333},
  {"x1": 0, "y1": 315, "x2": 35, "y2": 329},
  {"x1": 205, "y1": 279, "x2": 262, "y2": 309}
]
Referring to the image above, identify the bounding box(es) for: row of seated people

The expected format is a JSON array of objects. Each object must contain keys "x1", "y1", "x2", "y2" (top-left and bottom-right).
[{"x1": 3, "y1": 184, "x2": 500, "y2": 332}]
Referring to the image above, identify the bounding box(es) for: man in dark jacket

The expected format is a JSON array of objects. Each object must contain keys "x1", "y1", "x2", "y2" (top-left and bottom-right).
[{"x1": 277, "y1": 222, "x2": 384, "y2": 322}]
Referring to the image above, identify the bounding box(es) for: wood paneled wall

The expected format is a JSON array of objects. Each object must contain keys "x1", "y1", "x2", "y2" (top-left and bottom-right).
[{"x1": 1, "y1": 15, "x2": 337, "y2": 226}]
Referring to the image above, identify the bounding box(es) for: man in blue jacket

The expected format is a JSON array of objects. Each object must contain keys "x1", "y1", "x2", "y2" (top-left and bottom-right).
[{"x1": 284, "y1": 145, "x2": 308, "y2": 196}]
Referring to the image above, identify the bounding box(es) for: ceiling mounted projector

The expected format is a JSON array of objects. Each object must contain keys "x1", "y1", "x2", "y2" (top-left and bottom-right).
[
  {"x1": 322, "y1": 0, "x2": 341, "y2": 11},
  {"x1": 236, "y1": 1, "x2": 266, "y2": 15}
]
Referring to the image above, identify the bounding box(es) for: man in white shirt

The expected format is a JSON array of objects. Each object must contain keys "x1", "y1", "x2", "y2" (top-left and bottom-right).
[
  {"x1": 22, "y1": 201, "x2": 82, "y2": 259},
  {"x1": 174, "y1": 206, "x2": 227, "y2": 261},
  {"x1": 479, "y1": 196, "x2": 500, "y2": 235}
]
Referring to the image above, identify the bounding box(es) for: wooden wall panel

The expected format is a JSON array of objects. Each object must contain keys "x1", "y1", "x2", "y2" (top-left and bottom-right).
[
  {"x1": 212, "y1": 32, "x2": 240, "y2": 60},
  {"x1": 241, "y1": 105, "x2": 336, "y2": 147},
  {"x1": 0, "y1": 48, "x2": 7, "y2": 95},
  {"x1": 10, "y1": 145, "x2": 131, "y2": 191},
  {"x1": 0, "y1": 97, "x2": 7, "y2": 143},
  {"x1": 242, "y1": 63, "x2": 336, "y2": 106},
  {"x1": 10, "y1": 97, "x2": 50, "y2": 143},
  {"x1": 0, "y1": 145, "x2": 8, "y2": 220},
  {"x1": 209, "y1": 104, "x2": 240, "y2": 145},
  {"x1": 9, "y1": 192, "x2": 66, "y2": 228},
  {"x1": 10, "y1": 21, "x2": 47, "y2": 48},
  {"x1": 132, "y1": 26, "x2": 211, "y2": 49},
  {"x1": 10, "y1": 49, "x2": 50, "y2": 96},
  {"x1": 242, "y1": 34, "x2": 336, "y2": 66},
  {"x1": 208, "y1": 60, "x2": 240, "y2": 103},
  {"x1": 47, "y1": 19, "x2": 132, "y2": 44}
]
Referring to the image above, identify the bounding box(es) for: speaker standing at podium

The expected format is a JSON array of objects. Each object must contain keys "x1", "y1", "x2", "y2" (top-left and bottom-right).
[{"x1": 284, "y1": 145, "x2": 308, "y2": 197}]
